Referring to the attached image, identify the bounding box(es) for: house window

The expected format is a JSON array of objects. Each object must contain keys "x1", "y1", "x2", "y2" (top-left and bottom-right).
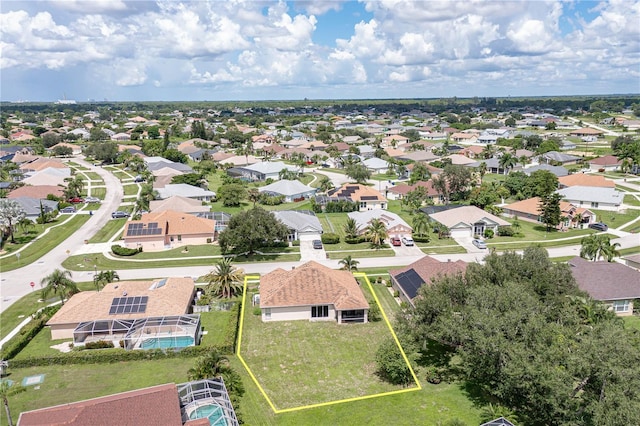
[
  {"x1": 177, "y1": 235, "x2": 182, "y2": 242},
  {"x1": 264, "y1": 308, "x2": 271, "y2": 319},
  {"x1": 590, "y1": 202, "x2": 599, "y2": 208},
  {"x1": 360, "y1": 201, "x2": 367, "y2": 209},
  {"x1": 311, "y1": 305, "x2": 329, "y2": 318},
  {"x1": 612, "y1": 300, "x2": 629, "y2": 313}
]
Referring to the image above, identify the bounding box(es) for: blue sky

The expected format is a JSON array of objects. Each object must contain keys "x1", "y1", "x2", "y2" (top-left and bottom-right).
[{"x1": 1, "y1": 0, "x2": 638, "y2": 102}]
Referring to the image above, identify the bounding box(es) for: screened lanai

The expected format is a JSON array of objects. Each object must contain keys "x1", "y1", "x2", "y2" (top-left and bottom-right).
[{"x1": 178, "y1": 378, "x2": 240, "y2": 426}]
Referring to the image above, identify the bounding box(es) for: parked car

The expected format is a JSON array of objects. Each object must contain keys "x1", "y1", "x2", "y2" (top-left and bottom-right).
[
  {"x1": 312, "y1": 240, "x2": 323, "y2": 249},
  {"x1": 85, "y1": 196, "x2": 100, "y2": 203},
  {"x1": 134, "y1": 175, "x2": 145, "y2": 183},
  {"x1": 69, "y1": 197, "x2": 84, "y2": 203},
  {"x1": 472, "y1": 239, "x2": 487, "y2": 249},
  {"x1": 111, "y1": 211, "x2": 130, "y2": 219},
  {"x1": 391, "y1": 237, "x2": 402, "y2": 246},
  {"x1": 60, "y1": 206, "x2": 76, "y2": 214},
  {"x1": 588, "y1": 222, "x2": 608, "y2": 231},
  {"x1": 401, "y1": 237, "x2": 414, "y2": 246}
]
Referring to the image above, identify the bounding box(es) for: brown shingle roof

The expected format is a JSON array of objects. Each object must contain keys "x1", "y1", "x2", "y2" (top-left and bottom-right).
[
  {"x1": 390, "y1": 255, "x2": 467, "y2": 300},
  {"x1": 124, "y1": 210, "x2": 215, "y2": 238},
  {"x1": 558, "y1": 174, "x2": 615, "y2": 188},
  {"x1": 8, "y1": 185, "x2": 65, "y2": 199},
  {"x1": 17, "y1": 383, "x2": 183, "y2": 426},
  {"x1": 47, "y1": 278, "x2": 195, "y2": 326},
  {"x1": 260, "y1": 261, "x2": 369, "y2": 310},
  {"x1": 569, "y1": 256, "x2": 640, "y2": 301}
]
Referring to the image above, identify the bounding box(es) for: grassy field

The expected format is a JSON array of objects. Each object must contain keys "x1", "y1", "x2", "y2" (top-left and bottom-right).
[
  {"x1": 122, "y1": 184, "x2": 140, "y2": 196},
  {"x1": 624, "y1": 195, "x2": 640, "y2": 207},
  {"x1": 623, "y1": 315, "x2": 640, "y2": 332},
  {"x1": 490, "y1": 217, "x2": 596, "y2": 243},
  {"x1": 87, "y1": 217, "x2": 128, "y2": 243},
  {"x1": 89, "y1": 187, "x2": 106, "y2": 199},
  {"x1": 592, "y1": 208, "x2": 640, "y2": 229},
  {"x1": 327, "y1": 248, "x2": 396, "y2": 259},
  {"x1": 0, "y1": 216, "x2": 91, "y2": 272}
]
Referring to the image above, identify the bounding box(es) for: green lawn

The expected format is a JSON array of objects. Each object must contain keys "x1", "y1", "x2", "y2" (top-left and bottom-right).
[
  {"x1": 122, "y1": 184, "x2": 140, "y2": 196},
  {"x1": 0, "y1": 216, "x2": 91, "y2": 272},
  {"x1": 592, "y1": 208, "x2": 640, "y2": 229},
  {"x1": 623, "y1": 315, "x2": 640, "y2": 332},
  {"x1": 88, "y1": 187, "x2": 106, "y2": 199},
  {"x1": 88, "y1": 217, "x2": 128, "y2": 243},
  {"x1": 490, "y1": 217, "x2": 596, "y2": 243},
  {"x1": 327, "y1": 248, "x2": 396, "y2": 259},
  {"x1": 81, "y1": 171, "x2": 102, "y2": 180},
  {"x1": 624, "y1": 195, "x2": 640, "y2": 207},
  {"x1": 616, "y1": 184, "x2": 639, "y2": 192}
]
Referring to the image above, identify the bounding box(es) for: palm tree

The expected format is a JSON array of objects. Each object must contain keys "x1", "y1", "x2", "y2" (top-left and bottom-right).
[
  {"x1": 499, "y1": 153, "x2": 517, "y2": 175},
  {"x1": 431, "y1": 174, "x2": 449, "y2": 204},
  {"x1": 412, "y1": 214, "x2": 431, "y2": 237},
  {"x1": 93, "y1": 270, "x2": 120, "y2": 291},
  {"x1": 482, "y1": 144, "x2": 495, "y2": 159},
  {"x1": 0, "y1": 381, "x2": 25, "y2": 426},
  {"x1": 319, "y1": 176, "x2": 334, "y2": 194},
  {"x1": 204, "y1": 257, "x2": 244, "y2": 299},
  {"x1": 478, "y1": 161, "x2": 487, "y2": 181},
  {"x1": 572, "y1": 212, "x2": 584, "y2": 229},
  {"x1": 136, "y1": 183, "x2": 158, "y2": 213},
  {"x1": 187, "y1": 349, "x2": 230, "y2": 380},
  {"x1": 580, "y1": 234, "x2": 621, "y2": 262},
  {"x1": 365, "y1": 218, "x2": 389, "y2": 249},
  {"x1": 247, "y1": 188, "x2": 260, "y2": 207},
  {"x1": 343, "y1": 217, "x2": 360, "y2": 239},
  {"x1": 339, "y1": 255, "x2": 360, "y2": 271},
  {"x1": 40, "y1": 269, "x2": 78, "y2": 305}
]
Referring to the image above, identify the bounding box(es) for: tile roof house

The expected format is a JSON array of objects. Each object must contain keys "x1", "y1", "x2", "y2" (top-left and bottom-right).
[
  {"x1": 386, "y1": 180, "x2": 444, "y2": 203},
  {"x1": 389, "y1": 256, "x2": 467, "y2": 307},
  {"x1": 156, "y1": 184, "x2": 216, "y2": 201},
  {"x1": 362, "y1": 157, "x2": 390, "y2": 174},
  {"x1": 22, "y1": 167, "x2": 72, "y2": 187},
  {"x1": 149, "y1": 195, "x2": 211, "y2": 214},
  {"x1": 18, "y1": 378, "x2": 239, "y2": 426},
  {"x1": 259, "y1": 261, "x2": 369, "y2": 323},
  {"x1": 258, "y1": 179, "x2": 317, "y2": 202},
  {"x1": 226, "y1": 161, "x2": 298, "y2": 181},
  {"x1": 558, "y1": 174, "x2": 615, "y2": 188},
  {"x1": 588, "y1": 155, "x2": 622, "y2": 171},
  {"x1": 502, "y1": 197, "x2": 594, "y2": 230},
  {"x1": 523, "y1": 164, "x2": 569, "y2": 177},
  {"x1": 623, "y1": 253, "x2": 640, "y2": 270},
  {"x1": 557, "y1": 186, "x2": 623, "y2": 211},
  {"x1": 8, "y1": 185, "x2": 65, "y2": 199},
  {"x1": 46, "y1": 277, "x2": 196, "y2": 340},
  {"x1": 347, "y1": 209, "x2": 412, "y2": 237},
  {"x1": 19, "y1": 158, "x2": 68, "y2": 173},
  {"x1": 570, "y1": 127, "x2": 604, "y2": 137},
  {"x1": 326, "y1": 184, "x2": 387, "y2": 211},
  {"x1": 427, "y1": 205, "x2": 510, "y2": 238},
  {"x1": 568, "y1": 256, "x2": 640, "y2": 316},
  {"x1": 122, "y1": 210, "x2": 216, "y2": 251}
]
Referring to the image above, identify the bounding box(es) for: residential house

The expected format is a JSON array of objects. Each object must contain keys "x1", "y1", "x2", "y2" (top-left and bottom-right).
[
  {"x1": 49, "y1": 142, "x2": 82, "y2": 155},
  {"x1": 558, "y1": 174, "x2": 615, "y2": 189},
  {"x1": 394, "y1": 150, "x2": 439, "y2": 163},
  {"x1": 442, "y1": 154, "x2": 477, "y2": 166},
  {"x1": 272, "y1": 210, "x2": 323, "y2": 241},
  {"x1": 557, "y1": 186, "x2": 623, "y2": 211},
  {"x1": 569, "y1": 256, "x2": 640, "y2": 316},
  {"x1": 156, "y1": 184, "x2": 216, "y2": 201},
  {"x1": 11, "y1": 197, "x2": 59, "y2": 222},
  {"x1": 259, "y1": 261, "x2": 369, "y2": 323},
  {"x1": 570, "y1": 127, "x2": 603, "y2": 138},
  {"x1": 347, "y1": 210, "x2": 412, "y2": 238},
  {"x1": 18, "y1": 379, "x2": 239, "y2": 426},
  {"x1": 502, "y1": 197, "x2": 594, "y2": 229},
  {"x1": 326, "y1": 184, "x2": 387, "y2": 211},
  {"x1": 46, "y1": 277, "x2": 196, "y2": 340},
  {"x1": 588, "y1": 155, "x2": 622, "y2": 171},
  {"x1": 226, "y1": 161, "x2": 298, "y2": 181},
  {"x1": 362, "y1": 157, "x2": 390, "y2": 174},
  {"x1": 149, "y1": 196, "x2": 210, "y2": 214},
  {"x1": 8, "y1": 185, "x2": 65, "y2": 199},
  {"x1": 623, "y1": 253, "x2": 640, "y2": 270},
  {"x1": 524, "y1": 164, "x2": 569, "y2": 177},
  {"x1": 258, "y1": 179, "x2": 317, "y2": 202},
  {"x1": 425, "y1": 205, "x2": 510, "y2": 238},
  {"x1": 389, "y1": 256, "x2": 467, "y2": 307},
  {"x1": 450, "y1": 132, "x2": 478, "y2": 145},
  {"x1": 19, "y1": 157, "x2": 68, "y2": 173},
  {"x1": 386, "y1": 181, "x2": 444, "y2": 204},
  {"x1": 145, "y1": 157, "x2": 194, "y2": 174},
  {"x1": 540, "y1": 151, "x2": 580, "y2": 165},
  {"x1": 122, "y1": 210, "x2": 216, "y2": 251}
]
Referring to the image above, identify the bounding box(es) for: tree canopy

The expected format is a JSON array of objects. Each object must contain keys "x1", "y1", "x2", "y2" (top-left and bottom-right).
[{"x1": 218, "y1": 207, "x2": 289, "y2": 255}]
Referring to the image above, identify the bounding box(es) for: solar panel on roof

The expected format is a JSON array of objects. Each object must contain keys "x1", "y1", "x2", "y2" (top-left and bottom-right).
[
  {"x1": 394, "y1": 268, "x2": 425, "y2": 300},
  {"x1": 361, "y1": 195, "x2": 378, "y2": 201},
  {"x1": 109, "y1": 296, "x2": 148, "y2": 315}
]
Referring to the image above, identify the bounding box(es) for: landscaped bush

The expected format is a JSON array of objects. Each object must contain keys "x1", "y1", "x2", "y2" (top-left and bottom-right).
[
  {"x1": 393, "y1": 290, "x2": 400, "y2": 298},
  {"x1": 321, "y1": 233, "x2": 340, "y2": 244},
  {"x1": 260, "y1": 240, "x2": 289, "y2": 249},
  {"x1": 259, "y1": 193, "x2": 285, "y2": 205},
  {"x1": 424, "y1": 365, "x2": 442, "y2": 384},
  {"x1": 0, "y1": 305, "x2": 60, "y2": 360},
  {"x1": 483, "y1": 229, "x2": 494, "y2": 239},
  {"x1": 252, "y1": 307, "x2": 261, "y2": 316},
  {"x1": 221, "y1": 301, "x2": 242, "y2": 352},
  {"x1": 412, "y1": 234, "x2": 430, "y2": 243},
  {"x1": 498, "y1": 226, "x2": 515, "y2": 237},
  {"x1": 368, "y1": 299, "x2": 382, "y2": 322},
  {"x1": 344, "y1": 235, "x2": 366, "y2": 244},
  {"x1": 324, "y1": 200, "x2": 358, "y2": 213},
  {"x1": 83, "y1": 340, "x2": 115, "y2": 350},
  {"x1": 111, "y1": 245, "x2": 141, "y2": 256},
  {"x1": 291, "y1": 240, "x2": 300, "y2": 246}
]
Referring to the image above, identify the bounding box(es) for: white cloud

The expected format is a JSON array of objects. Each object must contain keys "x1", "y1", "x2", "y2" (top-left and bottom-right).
[
  {"x1": 507, "y1": 19, "x2": 557, "y2": 54},
  {"x1": 48, "y1": 0, "x2": 127, "y2": 13}
]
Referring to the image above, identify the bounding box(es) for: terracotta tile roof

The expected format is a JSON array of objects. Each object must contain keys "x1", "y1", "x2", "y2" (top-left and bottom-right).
[
  {"x1": 124, "y1": 210, "x2": 215, "y2": 237},
  {"x1": 588, "y1": 155, "x2": 621, "y2": 166},
  {"x1": 19, "y1": 158, "x2": 67, "y2": 171},
  {"x1": 569, "y1": 256, "x2": 640, "y2": 301},
  {"x1": 388, "y1": 180, "x2": 441, "y2": 197},
  {"x1": 47, "y1": 278, "x2": 195, "y2": 325},
  {"x1": 558, "y1": 174, "x2": 615, "y2": 188},
  {"x1": 328, "y1": 184, "x2": 387, "y2": 203},
  {"x1": 504, "y1": 197, "x2": 592, "y2": 219},
  {"x1": 260, "y1": 261, "x2": 369, "y2": 310},
  {"x1": 8, "y1": 185, "x2": 65, "y2": 199},
  {"x1": 390, "y1": 256, "x2": 467, "y2": 300},
  {"x1": 18, "y1": 383, "x2": 183, "y2": 426},
  {"x1": 570, "y1": 127, "x2": 603, "y2": 135}
]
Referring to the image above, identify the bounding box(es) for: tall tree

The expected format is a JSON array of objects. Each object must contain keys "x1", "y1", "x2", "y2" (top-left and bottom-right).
[
  {"x1": 365, "y1": 218, "x2": 389, "y2": 249},
  {"x1": 218, "y1": 207, "x2": 288, "y2": 255},
  {"x1": 580, "y1": 234, "x2": 621, "y2": 262},
  {"x1": 412, "y1": 213, "x2": 431, "y2": 237},
  {"x1": 40, "y1": 269, "x2": 78, "y2": 304},
  {"x1": 345, "y1": 163, "x2": 371, "y2": 184},
  {"x1": 539, "y1": 193, "x2": 562, "y2": 231},
  {"x1": 343, "y1": 217, "x2": 360, "y2": 239},
  {"x1": 498, "y1": 153, "x2": 517, "y2": 175},
  {"x1": 431, "y1": 174, "x2": 450, "y2": 204},
  {"x1": 409, "y1": 162, "x2": 431, "y2": 184},
  {"x1": 318, "y1": 175, "x2": 334, "y2": 193},
  {"x1": 217, "y1": 183, "x2": 247, "y2": 207},
  {"x1": 338, "y1": 255, "x2": 360, "y2": 271},
  {"x1": 204, "y1": 257, "x2": 244, "y2": 299},
  {"x1": 0, "y1": 381, "x2": 25, "y2": 426},
  {"x1": 93, "y1": 270, "x2": 120, "y2": 291},
  {"x1": 0, "y1": 199, "x2": 26, "y2": 244}
]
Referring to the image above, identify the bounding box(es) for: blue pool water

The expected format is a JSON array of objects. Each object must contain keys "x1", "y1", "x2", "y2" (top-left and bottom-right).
[
  {"x1": 141, "y1": 335, "x2": 194, "y2": 349},
  {"x1": 189, "y1": 404, "x2": 226, "y2": 426}
]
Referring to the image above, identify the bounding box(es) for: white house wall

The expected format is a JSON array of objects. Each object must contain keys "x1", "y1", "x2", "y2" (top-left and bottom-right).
[{"x1": 262, "y1": 305, "x2": 336, "y2": 322}]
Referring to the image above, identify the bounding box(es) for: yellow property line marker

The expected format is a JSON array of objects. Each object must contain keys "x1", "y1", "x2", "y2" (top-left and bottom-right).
[{"x1": 236, "y1": 273, "x2": 422, "y2": 414}]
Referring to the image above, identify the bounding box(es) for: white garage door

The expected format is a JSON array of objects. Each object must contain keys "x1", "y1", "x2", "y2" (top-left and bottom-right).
[{"x1": 449, "y1": 227, "x2": 471, "y2": 238}]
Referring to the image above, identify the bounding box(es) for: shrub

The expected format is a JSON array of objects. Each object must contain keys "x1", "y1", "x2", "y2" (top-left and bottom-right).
[
  {"x1": 111, "y1": 245, "x2": 140, "y2": 256},
  {"x1": 375, "y1": 339, "x2": 412, "y2": 386},
  {"x1": 83, "y1": 340, "x2": 115, "y2": 350},
  {"x1": 483, "y1": 229, "x2": 494, "y2": 239},
  {"x1": 206, "y1": 238, "x2": 212, "y2": 244},
  {"x1": 291, "y1": 240, "x2": 300, "y2": 246},
  {"x1": 368, "y1": 299, "x2": 382, "y2": 322},
  {"x1": 321, "y1": 233, "x2": 340, "y2": 244},
  {"x1": 0, "y1": 305, "x2": 60, "y2": 360},
  {"x1": 498, "y1": 226, "x2": 515, "y2": 237},
  {"x1": 344, "y1": 235, "x2": 366, "y2": 244},
  {"x1": 412, "y1": 234, "x2": 430, "y2": 243},
  {"x1": 424, "y1": 365, "x2": 442, "y2": 384},
  {"x1": 386, "y1": 281, "x2": 392, "y2": 288},
  {"x1": 252, "y1": 307, "x2": 261, "y2": 316},
  {"x1": 393, "y1": 290, "x2": 400, "y2": 297}
]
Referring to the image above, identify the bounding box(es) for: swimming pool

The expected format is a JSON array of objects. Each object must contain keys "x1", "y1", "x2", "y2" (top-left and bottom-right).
[
  {"x1": 141, "y1": 335, "x2": 194, "y2": 349},
  {"x1": 188, "y1": 404, "x2": 227, "y2": 426}
]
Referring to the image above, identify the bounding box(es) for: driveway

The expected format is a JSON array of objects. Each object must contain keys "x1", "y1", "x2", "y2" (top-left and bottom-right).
[
  {"x1": 298, "y1": 234, "x2": 326, "y2": 261},
  {"x1": 451, "y1": 235, "x2": 487, "y2": 254}
]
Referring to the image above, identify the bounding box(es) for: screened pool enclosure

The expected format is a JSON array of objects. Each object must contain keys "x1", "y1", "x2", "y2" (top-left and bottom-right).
[
  {"x1": 73, "y1": 314, "x2": 201, "y2": 350},
  {"x1": 178, "y1": 378, "x2": 240, "y2": 426}
]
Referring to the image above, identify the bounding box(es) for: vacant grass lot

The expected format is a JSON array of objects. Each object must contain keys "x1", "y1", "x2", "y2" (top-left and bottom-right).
[
  {"x1": 624, "y1": 195, "x2": 640, "y2": 207},
  {"x1": 122, "y1": 184, "x2": 140, "y2": 196},
  {"x1": 90, "y1": 187, "x2": 106, "y2": 199},
  {"x1": 88, "y1": 217, "x2": 128, "y2": 243},
  {"x1": 592, "y1": 208, "x2": 640, "y2": 229}
]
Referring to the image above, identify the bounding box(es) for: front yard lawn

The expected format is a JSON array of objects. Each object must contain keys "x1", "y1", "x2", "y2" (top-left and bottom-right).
[
  {"x1": 592, "y1": 208, "x2": 640, "y2": 229},
  {"x1": 624, "y1": 195, "x2": 640, "y2": 207}
]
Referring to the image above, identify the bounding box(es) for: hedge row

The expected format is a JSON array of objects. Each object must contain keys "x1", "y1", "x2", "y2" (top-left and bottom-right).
[
  {"x1": 344, "y1": 236, "x2": 366, "y2": 244},
  {"x1": 1, "y1": 305, "x2": 61, "y2": 360},
  {"x1": 9, "y1": 344, "x2": 232, "y2": 369},
  {"x1": 321, "y1": 233, "x2": 340, "y2": 244},
  {"x1": 222, "y1": 301, "x2": 242, "y2": 352},
  {"x1": 111, "y1": 245, "x2": 141, "y2": 256},
  {"x1": 412, "y1": 235, "x2": 431, "y2": 243}
]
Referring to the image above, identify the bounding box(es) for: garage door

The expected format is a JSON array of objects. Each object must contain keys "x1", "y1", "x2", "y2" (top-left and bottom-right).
[{"x1": 449, "y1": 227, "x2": 471, "y2": 238}]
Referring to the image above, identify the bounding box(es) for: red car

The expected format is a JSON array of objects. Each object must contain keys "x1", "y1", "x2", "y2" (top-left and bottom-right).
[
  {"x1": 391, "y1": 237, "x2": 402, "y2": 246},
  {"x1": 69, "y1": 197, "x2": 84, "y2": 203}
]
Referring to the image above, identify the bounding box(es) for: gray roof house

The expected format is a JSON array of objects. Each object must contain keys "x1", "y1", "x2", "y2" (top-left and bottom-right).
[
  {"x1": 557, "y1": 186, "x2": 623, "y2": 211},
  {"x1": 156, "y1": 184, "x2": 216, "y2": 201},
  {"x1": 13, "y1": 197, "x2": 59, "y2": 222},
  {"x1": 227, "y1": 161, "x2": 298, "y2": 181},
  {"x1": 272, "y1": 210, "x2": 323, "y2": 240},
  {"x1": 524, "y1": 164, "x2": 569, "y2": 177},
  {"x1": 258, "y1": 180, "x2": 317, "y2": 202},
  {"x1": 427, "y1": 205, "x2": 509, "y2": 238},
  {"x1": 145, "y1": 158, "x2": 194, "y2": 174},
  {"x1": 540, "y1": 151, "x2": 580, "y2": 164},
  {"x1": 362, "y1": 157, "x2": 390, "y2": 174},
  {"x1": 347, "y1": 210, "x2": 412, "y2": 237},
  {"x1": 569, "y1": 256, "x2": 640, "y2": 316}
]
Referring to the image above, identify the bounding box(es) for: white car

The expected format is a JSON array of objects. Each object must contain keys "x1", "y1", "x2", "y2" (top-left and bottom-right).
[
  {"x1": 472, "y1": 239, "x2": 487, "y2": 249},
  {"x1": 85, "y1": 196, "x2": 101, "y2": 203},
  {"x1": 401, "y1": 237, "x2": 414, "y2": 246}
]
